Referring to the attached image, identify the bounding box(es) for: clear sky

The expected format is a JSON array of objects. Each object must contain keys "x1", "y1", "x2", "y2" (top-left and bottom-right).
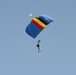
[{"x1": 0, "y1": 0, "x2": 76, "y2": 75}]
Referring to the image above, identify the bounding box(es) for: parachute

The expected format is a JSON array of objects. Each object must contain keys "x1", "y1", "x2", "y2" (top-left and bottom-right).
[{"x1": 25, "y1": 15, "x2": 54, "y2": 38}]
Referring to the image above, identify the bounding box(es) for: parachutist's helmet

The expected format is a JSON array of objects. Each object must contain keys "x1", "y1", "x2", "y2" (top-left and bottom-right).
[{"x1": 38, "y1": 40, "x2": 41, "y2": 42}]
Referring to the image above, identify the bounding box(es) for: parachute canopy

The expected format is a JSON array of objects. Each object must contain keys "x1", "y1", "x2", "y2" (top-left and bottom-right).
[{"x1": 25, "y1": 15, "x2": 54, "y2": 38}]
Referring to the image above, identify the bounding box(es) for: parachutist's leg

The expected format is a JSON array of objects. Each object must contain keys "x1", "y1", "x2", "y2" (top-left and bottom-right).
[
  {"x1": 38, "y1": 46, "x2": 41, "y2": 53},
  {"x1": 38, "y1": 50, "x2": 40, "y2": 53}
]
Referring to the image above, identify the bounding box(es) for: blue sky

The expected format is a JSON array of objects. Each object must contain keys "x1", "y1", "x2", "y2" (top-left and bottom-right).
[{"x1": 0, "y1": 0, "x2": 76, "y2": 75}]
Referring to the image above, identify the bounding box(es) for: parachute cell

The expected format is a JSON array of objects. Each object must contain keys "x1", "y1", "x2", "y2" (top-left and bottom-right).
[{"x1": 25, "y1": 15, "x2": 54, "y2": 38}]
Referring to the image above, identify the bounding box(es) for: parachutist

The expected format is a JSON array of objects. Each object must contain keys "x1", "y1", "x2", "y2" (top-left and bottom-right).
[
  {"x1": 37, "y1": 40, "x2": 41, "y2": 53},
  {"x1": 37, "y1": 44, "x2": 41, "y2": 53},
  {"x1": 37, "y1": 44, "x2": 40, "y2": 50}
]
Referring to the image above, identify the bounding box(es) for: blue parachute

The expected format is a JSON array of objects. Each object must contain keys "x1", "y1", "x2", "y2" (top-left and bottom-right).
[{"x1": 25, "y1": 15, "x2": 54, "y2": 38}]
